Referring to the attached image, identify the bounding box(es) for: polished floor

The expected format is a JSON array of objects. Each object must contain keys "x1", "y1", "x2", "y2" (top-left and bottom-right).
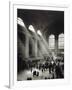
[{"x1": 17, "y1": 68, "x2": 55, "y2": 81}]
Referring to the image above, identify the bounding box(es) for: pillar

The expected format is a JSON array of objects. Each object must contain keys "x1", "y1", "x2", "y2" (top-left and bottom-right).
[
  {"x1": 34, "y1": 39, "x2": 37, "y2": 57},
  {"x1": 47, "y1": 35, "x2": 49, "y2": 49},
  {"x1": 55, "y1": 35, "x2": 58, "y2": 55},
  {"x1": 25, "y1": 34, "x2": 29, "y2": 58},
  {"x1": 31, "y1": 37, "x2": 37, "y2": 57}
]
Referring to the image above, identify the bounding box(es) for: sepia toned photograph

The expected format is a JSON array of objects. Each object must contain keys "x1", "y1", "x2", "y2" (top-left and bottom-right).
[{"x1": 17, "y1": 9, "x2": 64, "y2": 81}]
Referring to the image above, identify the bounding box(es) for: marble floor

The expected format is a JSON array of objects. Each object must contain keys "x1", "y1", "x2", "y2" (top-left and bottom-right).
[{"x1": 17, "y1": 68, "x2": 54, "y2": 81}]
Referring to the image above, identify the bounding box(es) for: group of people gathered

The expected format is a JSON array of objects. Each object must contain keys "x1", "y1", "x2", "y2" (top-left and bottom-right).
[{"x1": 29, "y1": 55, "x2": 64, "y2": 79}]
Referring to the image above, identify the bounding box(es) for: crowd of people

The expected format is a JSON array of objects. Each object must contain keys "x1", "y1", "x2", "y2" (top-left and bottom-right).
[{"x1": 27, "y1": 55, "x2": 64, "y2": 80}]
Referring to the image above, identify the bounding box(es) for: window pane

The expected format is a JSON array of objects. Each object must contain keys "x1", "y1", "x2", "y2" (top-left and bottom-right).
[
  {"x1": 28, "y1": 25, "x2": 35, "y2": 33},
  {"x1": 17, "y1": 17, "x2": 25, "y2": 27},
  {"x1": 49, "y1": 35, "x2": 55, "y2": 49},
  {"x1": 58, "y1": 33, "x2": 64, "y2": 49}
]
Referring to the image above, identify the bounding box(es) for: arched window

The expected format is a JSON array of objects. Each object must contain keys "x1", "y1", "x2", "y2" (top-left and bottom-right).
[
  {"x1": 58, "y1": 33, "x2": 64, "y2": 49},
  {"x1": 49, "y1": 34, "x2": 55, "y2": 49},
  {"x1": 37, "y1": 30, "x2": 42, "y2": 36},
  {"x1": 17, "y1": 17, "x2": 25, "y2": 27},
  {"x1": 28, "y1": 25, "x2": 35, "y2": 33}
]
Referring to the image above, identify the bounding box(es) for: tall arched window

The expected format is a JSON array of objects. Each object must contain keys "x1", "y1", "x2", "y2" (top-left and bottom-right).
[
  {"x1": 28, "y1": 25, "x2": 35, "y2": 33},
  {"x1": 58, "y1": 33, "x2": 64, "y2": 49},
  {"x1": 49, "y1": 34, "x2": 55, "y2": 49},
  {"x1": 17, "y1": 17, "x2": 25, "y2": 27}
]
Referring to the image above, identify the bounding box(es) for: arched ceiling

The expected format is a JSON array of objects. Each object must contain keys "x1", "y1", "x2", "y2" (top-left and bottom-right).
[{"x1": 17, "y1": 9, "x2": 64, "y2": 36}]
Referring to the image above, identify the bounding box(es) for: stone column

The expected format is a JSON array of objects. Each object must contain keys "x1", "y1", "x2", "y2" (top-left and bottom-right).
[
  {"x1": 34, "y1": 39, "x2": 37, "y2": 57},
  {"x1": 31, "y1": 37, "x2": 37, "y2": 57},
  {"x1": 55, "y1": 35, "x2": 58, "y2": 55},
  {"x1": 25, "y1": 34, "x2": 29, "y2": 58},
  {"x1": 47, "y1": 35, "x2": 49, "y2": 49}
]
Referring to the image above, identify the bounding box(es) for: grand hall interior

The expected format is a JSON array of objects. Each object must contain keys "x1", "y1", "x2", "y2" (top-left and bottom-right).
[{"x1": 17, "y1": 9, "x2": 64, "y2": 81}]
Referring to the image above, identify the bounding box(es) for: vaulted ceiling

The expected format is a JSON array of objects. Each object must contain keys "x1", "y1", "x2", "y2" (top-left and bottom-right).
[{"x1": 17, "y1": 9, "x2": 64, "y2": 37}]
